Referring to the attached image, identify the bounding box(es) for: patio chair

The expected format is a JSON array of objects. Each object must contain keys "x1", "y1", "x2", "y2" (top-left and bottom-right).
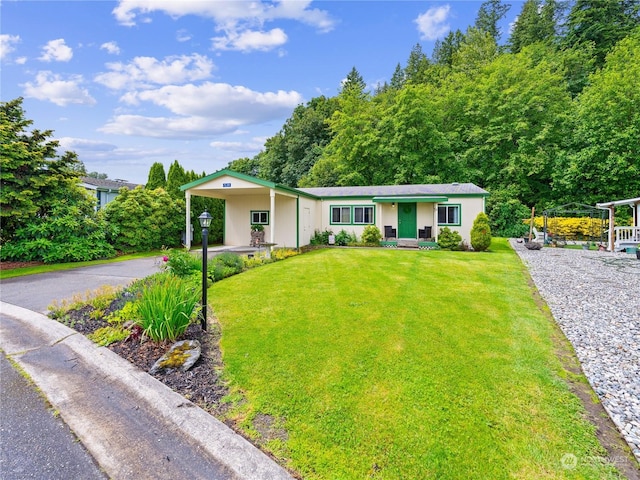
[
  {"x1": 384, "y1": 225, "x2": 397, "y2": 240},
  {"x1": 418, "y1": 226, "x2": 432, "y2": 240}
]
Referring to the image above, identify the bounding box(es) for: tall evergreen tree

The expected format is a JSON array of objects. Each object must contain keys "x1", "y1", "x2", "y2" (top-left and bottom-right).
[
  {"x1": 563, "y1": 0, "x2": 640, "y2": 69},
  {"x1": 1, "y1": 98, "x2": 84, "y2": 242},
  {"x1": 432, "y1": 29, "x2": 465, "y2": 66},
  {"x1": 474, "y1": 0, "x2": 511, "y2": 44},
  {"x1": 389, "y1": 63, "x2": 405, "y2": 90},
  {"x1": 404, "y1": 43, "x2": 431, "y2": 84},
  {"x1": 509, "y1": 0, "x2": 561, "y2": 53},
  {"x1": 0, "y1": 97, "x2": 114, "y2": 261},
  {"x1": 340, "y1": 67, "x2": 367, "y2": 96},
  {"x1": 166, "y1": 160, "x2": 188, "y2": 200},
  {"x1": 146, "y1": 162, "x2": 166, "y2": 190}
]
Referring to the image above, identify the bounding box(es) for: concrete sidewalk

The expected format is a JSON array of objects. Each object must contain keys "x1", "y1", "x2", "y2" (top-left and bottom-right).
[{"x1": 0, "y1": 259, "x2": 292, "y2": 480}]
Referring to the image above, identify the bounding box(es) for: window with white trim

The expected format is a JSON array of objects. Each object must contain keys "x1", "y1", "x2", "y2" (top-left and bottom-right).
[
  {"x1": 437, "y1": 204, "x2": 460, "y2": 225},
  {"x1": 331, "y1": 206, "x2": 351, "y2": 224},
  {"x1": 354, "y1": 206, "x2": 374, "y2": 224},
  {"x1": 251, "y1": 211, "x2": 269, "y2": 225}
]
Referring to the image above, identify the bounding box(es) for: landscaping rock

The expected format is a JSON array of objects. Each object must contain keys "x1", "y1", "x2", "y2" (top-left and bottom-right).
[
  {"x1": 150, "y1": 340, "x2": 201, "y2": 374},
  {"x1": 524, "y1": 241, "x2": 542, "y2": 250}
]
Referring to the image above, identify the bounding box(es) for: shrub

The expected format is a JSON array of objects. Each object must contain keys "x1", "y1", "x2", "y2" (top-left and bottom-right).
[
  {"x1": 335, "y1": 229, "x2": 357, "y2": 246},
  {"x1": 361, "y1": 225, "x2": 382, "y2": 245},
  {"x1": 88, "y1": 326, "x2": 130, "y2": 346},
  {"x1": 310, "y1": 229, "x2": 333, "y2": 245},
  {"x1": 470, "y1": 213, "x2": 492, "y2": 252},
  {"x1": 488, "y1": 198, "x2": 530, "y2": 237},
  {"x1": 437, "y1": 227, "x2": 462, "y2": 250},
  {"x1": 208, "y1": 252, "x2": 244, "y2": 282},
  {"x1": 135, "y1": 273, "x2": 200, "y2": 342},
  {"x1": 528, "y1": 216, "x2": 607, "y2": 240},
  {"x1": 163, "y1": 248, "x2": 201, "y2": 277},
  {"x1": 0, "y1": 200, "x2": 116, "y2": 263},
  {"x1": 102, "y1": 186, "x2": 184, "y2": 253},
  {"x1": 271, "y1": 248, "x2": 300, "y2": 261}
]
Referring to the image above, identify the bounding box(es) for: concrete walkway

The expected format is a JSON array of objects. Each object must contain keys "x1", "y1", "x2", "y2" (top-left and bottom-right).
[{"x1": 0, "y1": 258, "x2": 292, "y2": 480}]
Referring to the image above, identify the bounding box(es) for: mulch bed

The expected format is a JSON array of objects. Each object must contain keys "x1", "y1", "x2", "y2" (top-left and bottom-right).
[{"x1": 57, "y1": 301, "x2": 231, "y2": 418}]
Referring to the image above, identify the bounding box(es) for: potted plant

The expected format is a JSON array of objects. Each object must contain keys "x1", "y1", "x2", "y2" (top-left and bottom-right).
[{"x1": 250, "y1": 224, "x2": 265, "y2": 247}]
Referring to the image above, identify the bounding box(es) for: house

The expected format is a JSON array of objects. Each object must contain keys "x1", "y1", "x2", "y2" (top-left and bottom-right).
[
  {"x1": 80, "y1": 177, "x2": 139, "y2": 210},
  {"x1": 596, "y1": 196, "x2": 640, "y2": 251},
  {"x1": 181, "y1": 169, "x2": 489, "y2": 249}
]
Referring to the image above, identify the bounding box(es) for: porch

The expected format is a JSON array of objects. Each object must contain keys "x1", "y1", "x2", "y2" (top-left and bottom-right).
[
  {"x1": 607, "y1": 226, "x2": 640, "y2": 251},
  {"x1": 596, "y1": 196, "x2": 640, "y2": 252}
]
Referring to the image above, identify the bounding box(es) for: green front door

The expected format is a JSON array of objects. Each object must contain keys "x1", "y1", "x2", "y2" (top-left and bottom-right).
[{"x1": 398, "y1": 202, "x2": 417, "y2": 238}]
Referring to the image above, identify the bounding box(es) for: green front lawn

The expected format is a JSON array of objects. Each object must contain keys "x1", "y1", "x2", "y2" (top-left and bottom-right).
[{"x1": 211, "y1": 240, "x2": 622, "y2": 479}]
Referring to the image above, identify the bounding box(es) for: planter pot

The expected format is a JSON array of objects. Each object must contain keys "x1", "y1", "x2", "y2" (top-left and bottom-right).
[{"x1": 250, "y1": 230, "x2": 265, "y2": 247}]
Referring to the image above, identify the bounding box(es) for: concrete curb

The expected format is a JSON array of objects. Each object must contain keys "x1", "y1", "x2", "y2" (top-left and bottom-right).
[{"x1": 0, "y1": 302, "x2": 293, "y2": 480}]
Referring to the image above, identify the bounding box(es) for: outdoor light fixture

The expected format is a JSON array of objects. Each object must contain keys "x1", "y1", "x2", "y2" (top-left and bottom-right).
[{"x1": 198, "y1": 209, "x2": 213, "y2": 331}]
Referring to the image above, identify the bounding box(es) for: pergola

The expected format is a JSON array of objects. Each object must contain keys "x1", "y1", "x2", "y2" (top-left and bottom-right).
[{"x1": 541, "y1": 203, "x2": 608, "y2": 245}]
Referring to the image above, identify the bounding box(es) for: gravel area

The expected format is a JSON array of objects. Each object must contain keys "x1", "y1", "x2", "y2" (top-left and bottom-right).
[{"x1": 511, "y1": 240, "x2": 640, "y2": 463}]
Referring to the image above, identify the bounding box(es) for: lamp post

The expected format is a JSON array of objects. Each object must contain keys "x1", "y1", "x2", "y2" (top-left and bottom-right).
[{"x1": 198, "y1": 209, "x2": 213, "y2": 331}]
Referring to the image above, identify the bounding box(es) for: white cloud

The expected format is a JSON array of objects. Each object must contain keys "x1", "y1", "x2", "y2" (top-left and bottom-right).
[
  {"x1": 210, "y1": 137, "x2": 267, "y2": 152},
  {"x1": 415, "y1": 5, "x2": 451, "y2": 41},
  {"x1": 113, "y1": 0, "x2": 334, "y2": 29},
  {"x1": 176, "y1": 29, "x2": 192, "y2": 42},
  {"x1": 22, "y1": 71, "x2": 96, "y2": 106},
  {"x1": 100, "y1": 114, "x2": 240, "y2": 138},
  {"x1": 0, "y1": 34, "x2": 20, "y2": 60},
  {"x1": 212, "y1": 28, "x2": 287, "y2": 52},
  {"x1": 100, "y1": 82, "x2": 302, "y2": 138},
  {"x1": 39, "y1": 38, "x2": 73, "y2": 62},
  {"x1": 128, "y1": 82, "x2": 302, "y2": 120},
  {"x1": 100, "y1": 41, "x2": 121, "y2": 55},
  {"x1": 94, "y1": 54, "x2": 215, "y2": 90},
  {"x1": 112, "y1": 0, "x2": 334, "y2": 52},
  {"x1": 58, "y1": 137, "x2": 117, "y2": 152}
]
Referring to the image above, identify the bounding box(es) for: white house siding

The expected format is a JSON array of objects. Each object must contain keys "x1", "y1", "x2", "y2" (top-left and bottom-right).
[
  {"x1": 435, "y1": 197, "x2": 485, "y2": 244},
  {"x1": 225, "y1": 194, "x2": 268, "y2": 246},
  {"x1": 299, "y1": 196, "x2": 318, "y2": 246},
  {"x1": 274, "y1": 194, "x2": 298, "y2": 248},
  {"x1": 318, "y1": 197, "x2": 378, "y2": 240},
  {"x1": 416, "y1": 203, "x2": 437, "y2": 237}
]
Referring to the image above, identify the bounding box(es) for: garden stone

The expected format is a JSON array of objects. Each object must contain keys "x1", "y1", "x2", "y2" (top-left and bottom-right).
[
  {"x1": 150, "y1": 340, "x2": 201, "y2": 374},
  {"x1": 524, "y1": 241, "x2": 542, "y2": 250}
]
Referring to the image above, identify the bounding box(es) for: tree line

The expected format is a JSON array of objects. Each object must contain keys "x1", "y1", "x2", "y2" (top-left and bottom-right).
[{"x1": 228, "y1": 0, "x2": 640, "y2": 235}]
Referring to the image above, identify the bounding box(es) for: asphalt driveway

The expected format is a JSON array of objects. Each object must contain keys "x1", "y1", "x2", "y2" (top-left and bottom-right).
[{"x1": 0, "y1": 257, "x2": 162, "y2": 313}]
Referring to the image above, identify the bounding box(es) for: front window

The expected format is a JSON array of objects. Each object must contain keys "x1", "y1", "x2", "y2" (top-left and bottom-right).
[
  {"x1": 251, "y1": 210, "x2": 269, "y2": 225},
  {"x1": 354, "y1": 206, "x2": 374, "y2": 224},
  {"x1": 331, "y1": 206, "x2": 351, "y2": 224},
  {"x1": 437, "y1": 205, "x2": 460, "y2": 225}
]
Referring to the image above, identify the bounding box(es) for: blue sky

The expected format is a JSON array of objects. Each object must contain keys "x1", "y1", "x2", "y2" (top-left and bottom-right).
[{"x1": 1, "y1": 1, "x2": 523, "y2": 184}]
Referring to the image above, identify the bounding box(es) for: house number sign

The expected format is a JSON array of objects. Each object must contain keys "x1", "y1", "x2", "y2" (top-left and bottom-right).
[{"x1": 223, "y1": 183, "x2": 231, "y2": 187}]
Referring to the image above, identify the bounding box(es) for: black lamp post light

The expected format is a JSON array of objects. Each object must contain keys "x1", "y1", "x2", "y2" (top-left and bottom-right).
[{"x1": 198, "y1": 209, "x2": 213, "y2": 331}]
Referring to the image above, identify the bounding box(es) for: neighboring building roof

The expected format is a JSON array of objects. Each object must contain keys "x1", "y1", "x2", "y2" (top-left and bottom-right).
[
  {"x1": 298, "y1": 183, "x2": 489, "y2": 198},
  {"x1": 81, "y1": 177, "x2": 140, "y2": 191}
]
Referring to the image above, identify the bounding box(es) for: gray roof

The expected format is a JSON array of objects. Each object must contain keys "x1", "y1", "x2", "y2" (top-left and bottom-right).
[
  {"x1": 81, "y1": 177, "x2": 140, "y2": 190},
  {"x1": 298, "y1": 183, "x2": 488, "y2": 198}
]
